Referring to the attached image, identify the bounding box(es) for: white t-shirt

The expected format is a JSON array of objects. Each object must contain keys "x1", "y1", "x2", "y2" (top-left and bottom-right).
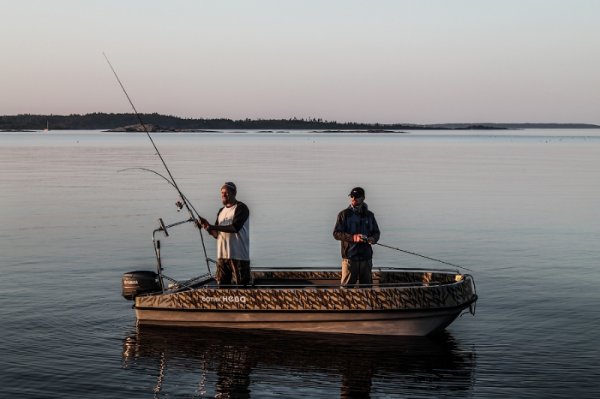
[{"x1": 216, "y1": 203, "x2": 250, "y2": 260}]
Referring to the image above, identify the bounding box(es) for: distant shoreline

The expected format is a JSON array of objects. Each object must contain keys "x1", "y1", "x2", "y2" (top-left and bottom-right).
[{"x1": 1, "y1": 113, "x2": 599, "y2": 131}]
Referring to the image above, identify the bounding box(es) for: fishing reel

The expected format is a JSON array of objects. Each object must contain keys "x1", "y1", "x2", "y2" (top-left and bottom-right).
[
  {"x1": 359, "y1": 234, "x2": 374, "y2": 244},
  {"x1": 175, "y1": 200, "x2": 184, "y2": 212}
]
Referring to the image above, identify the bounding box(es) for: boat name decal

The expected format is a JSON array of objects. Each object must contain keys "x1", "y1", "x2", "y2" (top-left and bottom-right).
[{"x1": 200, "y1": 295, "x2": 248, "y2": 304}]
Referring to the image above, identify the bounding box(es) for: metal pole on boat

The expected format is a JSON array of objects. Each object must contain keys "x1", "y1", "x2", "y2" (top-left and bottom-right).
[
  {"x1": 104, "y1": 53, "x2": 212, "y2": 276},
  {"x1": 118, "y1": 167, "x2": 213, "y2": 275},
  {"x1": 152, "y1": 229, "x2": 165, "y2": 292}
]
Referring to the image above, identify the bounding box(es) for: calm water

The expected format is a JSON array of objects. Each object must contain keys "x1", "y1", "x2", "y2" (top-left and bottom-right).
[{"x1": 1, "y1": 130, "x2": 599, "y2": 398}]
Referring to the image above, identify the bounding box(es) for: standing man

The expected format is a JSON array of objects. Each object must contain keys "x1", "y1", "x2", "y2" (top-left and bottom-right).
[
  {"x1": 200, "y1": 182, "x2": 251, "y2": 286},
  {"x1": 333, "y1": 187, "x2": 380, "y2": 287}
]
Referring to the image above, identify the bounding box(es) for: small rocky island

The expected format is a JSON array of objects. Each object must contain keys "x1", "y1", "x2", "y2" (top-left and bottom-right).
[{"x1": 106, "y1": 124, "x2": 217, "y2": 133}]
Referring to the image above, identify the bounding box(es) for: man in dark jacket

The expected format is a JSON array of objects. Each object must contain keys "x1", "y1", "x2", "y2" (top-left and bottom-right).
[{"x1": 333, "y1": 187, "x2": 380, "y2": 287}]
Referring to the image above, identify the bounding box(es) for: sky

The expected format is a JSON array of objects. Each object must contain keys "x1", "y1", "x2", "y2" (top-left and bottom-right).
[{"x1": 1, "y1": 0, "x2": 599, "y2": 124}]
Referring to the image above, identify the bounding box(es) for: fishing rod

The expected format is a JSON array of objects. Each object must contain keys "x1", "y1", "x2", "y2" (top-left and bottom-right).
[
  {"x1": 103, "y1": 53, "x2": 188, "y2": 211},
  {"x1": 374, "y1": 242, "x2": 473, "y2": 272},
  {"x1": 118, "y1": 167, "x2": 203, "y2": 217},
  {"x1": 103, "y1": 53, "x2": 212, "y2": 275}
]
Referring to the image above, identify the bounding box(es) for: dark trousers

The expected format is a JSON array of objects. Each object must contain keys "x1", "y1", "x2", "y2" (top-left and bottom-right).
[
  {"x1": 216, "y1": 258, "x2": 251, "y2": 286},
  {"x1": 341, "y1": 258, "x2": 373, "y2": 287}
]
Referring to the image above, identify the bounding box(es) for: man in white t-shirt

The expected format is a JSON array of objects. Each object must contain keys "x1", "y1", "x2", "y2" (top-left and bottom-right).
[{"x1": 200, "y1": 182, "x2": 250, "y2": 286}]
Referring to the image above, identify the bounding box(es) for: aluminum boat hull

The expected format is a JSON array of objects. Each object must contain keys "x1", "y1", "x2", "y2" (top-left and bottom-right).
[
  {"x1": 131, "y1": 269, "x2": 477, "y2": 336},
  {"x1": 135, "y1": 305, "x2": 472, "y2": 336}
]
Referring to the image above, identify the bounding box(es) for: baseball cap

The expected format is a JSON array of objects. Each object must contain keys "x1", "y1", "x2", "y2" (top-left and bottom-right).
[{"x1": 349, "y1": 187, "x2": 365, "y2": 198}]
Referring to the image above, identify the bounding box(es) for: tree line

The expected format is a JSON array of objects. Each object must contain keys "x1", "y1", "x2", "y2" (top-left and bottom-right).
[
  {"x1": 0, "y1": 113, "x2": 417, "y2": 130},
  {"x1": 2, "y1": 113, "x2": 596, "y2": 131}
]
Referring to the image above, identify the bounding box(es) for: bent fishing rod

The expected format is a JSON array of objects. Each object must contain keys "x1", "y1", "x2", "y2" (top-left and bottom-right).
[
  {"x1": 103, "y1": 53, "x2": 212, "y2": 274},
  {"x1": 117, "y1": 167, "x2": 204, "y2": 218}
]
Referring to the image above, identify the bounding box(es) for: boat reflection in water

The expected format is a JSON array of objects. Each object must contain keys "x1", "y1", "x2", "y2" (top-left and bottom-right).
[{"x1": 122, "y1": 327, "x2": 475, "y2": 398}]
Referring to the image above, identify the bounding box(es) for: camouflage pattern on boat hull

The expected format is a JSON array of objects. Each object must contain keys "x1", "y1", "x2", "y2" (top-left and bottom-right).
[{"x1": 133, "y1": 269, "x2": 477, "y2": 336}]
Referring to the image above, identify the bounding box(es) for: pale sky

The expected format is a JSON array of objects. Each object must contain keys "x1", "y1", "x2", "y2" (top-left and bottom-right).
[{"x1": 1, "y1": 0, "x2": 599, "y2": 124}]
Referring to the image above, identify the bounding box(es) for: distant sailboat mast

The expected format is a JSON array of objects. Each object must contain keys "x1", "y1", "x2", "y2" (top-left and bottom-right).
[{"x1": 43, "y1": 120, "x2": 49, "y2": 132}]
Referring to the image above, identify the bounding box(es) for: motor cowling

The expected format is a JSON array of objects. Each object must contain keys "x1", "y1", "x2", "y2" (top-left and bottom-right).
[{"x1": 122, "y1": 270, "x2": 160, "y2": 300}]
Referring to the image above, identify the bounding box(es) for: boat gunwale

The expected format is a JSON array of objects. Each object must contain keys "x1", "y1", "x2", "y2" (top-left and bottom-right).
[
  {"x1": 158, "y1": 267, "x2": 469, "y2": 294},
  {"x1": 158, "y1": 278, "x2": 472, "y2": 294}
]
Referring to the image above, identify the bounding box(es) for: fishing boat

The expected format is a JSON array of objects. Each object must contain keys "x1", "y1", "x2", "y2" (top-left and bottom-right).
[
  {"x1": 121, "y1": 219, "x2": 477, "y2": 337},
  {"x1": 105, "y1": 54, "x2": 477, "y2": 337}
]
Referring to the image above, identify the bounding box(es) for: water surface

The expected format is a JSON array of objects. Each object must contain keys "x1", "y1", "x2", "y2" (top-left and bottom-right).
[{"x1": 1, "y1": 130, "x2": 599, "y2": 397}]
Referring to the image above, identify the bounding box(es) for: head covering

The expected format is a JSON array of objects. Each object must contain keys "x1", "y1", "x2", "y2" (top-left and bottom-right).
[
  {"x1": 222, "y1": 181, "x2": 237, "y2": 195},
  {"x1": 349, "y1": 187, "x2": 365, "y2": 198}
]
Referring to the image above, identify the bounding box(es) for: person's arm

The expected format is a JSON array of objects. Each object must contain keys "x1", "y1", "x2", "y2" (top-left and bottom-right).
[
  {"x1": 333, "y1": 211, "x2": 356, "y2": 242},
  {"x1": 198, "y1": 210, "x2": 221, "y2": 238},
  {"x1": 367, "y1": 213, "x2": 380, "y2": 244}
]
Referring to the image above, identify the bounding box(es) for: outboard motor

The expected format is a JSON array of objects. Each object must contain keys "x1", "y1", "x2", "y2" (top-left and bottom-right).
[{"x1": 122, "y1": 270, "x2": 161, "y2": 300}]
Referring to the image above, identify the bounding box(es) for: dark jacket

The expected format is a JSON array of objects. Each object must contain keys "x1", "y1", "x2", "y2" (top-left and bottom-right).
[{"x1": 333, "y1": 203, "x2": 380, "y2": 260}]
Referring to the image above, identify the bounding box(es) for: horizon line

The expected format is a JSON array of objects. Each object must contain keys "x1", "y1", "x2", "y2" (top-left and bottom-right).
[{"x1": 2, "y1": 113, "x2": 599, "y2": 127}]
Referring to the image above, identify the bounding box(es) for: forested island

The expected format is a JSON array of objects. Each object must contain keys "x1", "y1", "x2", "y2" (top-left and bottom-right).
[{"x1": 1, "y1": 113, "x2": 598, "y2": 131}]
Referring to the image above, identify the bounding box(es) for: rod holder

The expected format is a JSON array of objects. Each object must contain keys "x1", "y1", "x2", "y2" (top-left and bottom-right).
[{"x1": 158, "y1": 218, "x2": 169, "y2": 237}]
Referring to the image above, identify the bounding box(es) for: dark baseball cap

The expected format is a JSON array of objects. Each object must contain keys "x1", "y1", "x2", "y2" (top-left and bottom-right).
[
  {"x1": 222, "y1": 181, "x2": 237, "y2": 194},
  {"x1": 349, "y1": 187, "x2": 365, "y2": 198}
]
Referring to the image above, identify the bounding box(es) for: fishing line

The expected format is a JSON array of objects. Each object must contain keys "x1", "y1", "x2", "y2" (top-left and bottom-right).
[
  {"x1": 104, "y1": 53, "x2": 212, "y2": 275},
  {"x1": 375, "y1": 242, "x2": 473, "y2": 272},
  {"x1": 118, "y1": 167, "x2": 213, "y2": 267},
  {"x1": 118, "y1": 167, "x2": 200, "y2": 215}
]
